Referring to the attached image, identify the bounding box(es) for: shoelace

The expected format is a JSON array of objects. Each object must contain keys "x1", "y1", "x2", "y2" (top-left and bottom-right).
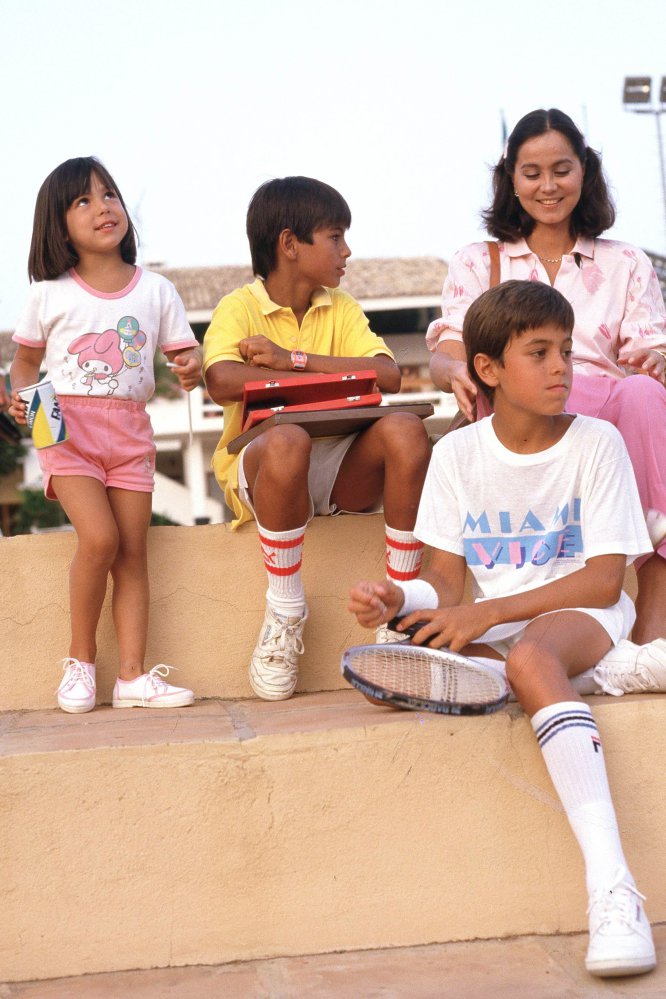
[
  {"x1": 594, "y1": 661, "x2": 653, "y2": 696},
  {"x1": 258, "y1": 619, "x2": 305, "y2": 667},
  {"x1": 56, "y1": 657, "x2": 94, "y2": 693},
  {"x1": 145, "y1": 664, "x2": 179, "y2": 692},
  {"x1": 587, "y1": 869, "x2": 646, "y2": 929}
]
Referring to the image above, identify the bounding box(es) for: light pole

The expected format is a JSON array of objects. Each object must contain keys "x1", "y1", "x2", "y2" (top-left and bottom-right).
[{"x1": 623, "y1": 76, "x2": 666, "y2": 251}]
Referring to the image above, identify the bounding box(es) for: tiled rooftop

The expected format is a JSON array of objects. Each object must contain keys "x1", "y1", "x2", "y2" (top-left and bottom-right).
[{"x1": 153, "y1": 256, "x2": 448, "y2": 312}]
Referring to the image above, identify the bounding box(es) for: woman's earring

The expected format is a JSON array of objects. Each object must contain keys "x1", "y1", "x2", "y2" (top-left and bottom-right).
[{"x1": 514, "y1": 191, "x2": 519, "y2": 197}]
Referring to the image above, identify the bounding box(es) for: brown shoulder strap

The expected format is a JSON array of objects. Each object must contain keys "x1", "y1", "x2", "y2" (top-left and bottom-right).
[{"x1": 487, "y1": 241, "x2": 500, "y2": 288}]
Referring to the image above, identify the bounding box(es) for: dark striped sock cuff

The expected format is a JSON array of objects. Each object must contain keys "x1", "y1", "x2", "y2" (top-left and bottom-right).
[{"x1": 534, "y1": 707, "x2": 598, "y2": 749}]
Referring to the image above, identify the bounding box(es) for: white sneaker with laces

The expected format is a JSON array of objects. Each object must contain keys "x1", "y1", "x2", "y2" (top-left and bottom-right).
[
  {"x1": 375, "y1": 623, "x2": 409, "y2": 644},
  {"x1": 593, "y1": 639, "x2": 666, "y2": 696},
  {"x1": 586, "y1": 868, "x2": 656, "y2": 977},
  {"x1": 112, "y1": 665, "x2": 194, "y2": 708},
  {"x1": 56, "y1": 658, "x2": 96, "y2": 713},
  {"x1": 249, "y1": 604, "x2": 307, "y2": 700}
]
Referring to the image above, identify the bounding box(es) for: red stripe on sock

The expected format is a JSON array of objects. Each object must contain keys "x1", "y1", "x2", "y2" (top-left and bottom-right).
[
  {"x1": 386, "y1": 565, "x2": 423, "y2": 581},
  {"x1": 259, "y1": 533, "x2": 304, "y2": 549},
  {"x1": 386, "y1": 538, "x2": 424, "y2": 552},
  {"x1": 264, "y1": 559, "x2": 303, "y2": 576}
]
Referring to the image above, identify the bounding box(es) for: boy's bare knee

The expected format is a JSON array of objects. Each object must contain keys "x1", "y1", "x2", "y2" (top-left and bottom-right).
[
  {"x1": 507, "y1": 639, "x2": 542, "y2": 689},
  {"x1": 506, "y1": 639, "x2": 564, "y2": 693},
  {"x1": 253, "y1": 424, "x2": 312, "y2": 478},
  {"x1": 375, "y1": 412, "x2": 431, "y2": 457}
]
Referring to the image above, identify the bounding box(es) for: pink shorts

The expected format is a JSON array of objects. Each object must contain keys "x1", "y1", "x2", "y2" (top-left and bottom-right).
[{"x1": 38, "y1": 396, "x2": 155, "y2": 500}]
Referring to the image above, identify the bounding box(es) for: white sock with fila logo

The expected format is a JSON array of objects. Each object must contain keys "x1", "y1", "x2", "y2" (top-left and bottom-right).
[
  {"x1": 385, "y1": 525, "x2": 424, "y2": 583},
  {"x1": 257, "y1": 522, "x2": 307, "y2": 618},
  {"x1": 531, "y1": 701, "x2": 630, "y2": 894}
]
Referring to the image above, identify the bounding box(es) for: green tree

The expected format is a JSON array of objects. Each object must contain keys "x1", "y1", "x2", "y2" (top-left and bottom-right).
[{"x1": 15, "y1": 489, "x2": 69, "y2": 534}]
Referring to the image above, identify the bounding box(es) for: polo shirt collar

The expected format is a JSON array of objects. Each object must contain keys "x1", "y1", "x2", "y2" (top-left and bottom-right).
[
  {"x1": 248, "y1": 277, "x2": 333, "y2": 316},
  {"x1": 504, "y1": 236, "x2": 595, "y2": 260}
]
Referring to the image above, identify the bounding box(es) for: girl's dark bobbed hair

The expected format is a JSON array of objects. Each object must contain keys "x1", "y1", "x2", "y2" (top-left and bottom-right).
[
  {"x1": 482, "y1": 108, "x2": 616, "y2": 242},
  {"x1": 28, "y1": 156, "x2": 138, "y2": 281}
]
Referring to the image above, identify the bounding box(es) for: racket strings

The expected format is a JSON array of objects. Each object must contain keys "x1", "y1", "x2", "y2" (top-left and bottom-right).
[{"x1": 348, "y1": 646, "x2": 506, "y2": 705}]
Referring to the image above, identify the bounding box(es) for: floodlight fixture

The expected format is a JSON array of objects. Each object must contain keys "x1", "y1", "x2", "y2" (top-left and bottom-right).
[
  {"x1": 623, "y1": 75, "x2": 666, "y2": 250},
  {"x1": 623, "y1": 76, "x2": 652, "y2": 106}
]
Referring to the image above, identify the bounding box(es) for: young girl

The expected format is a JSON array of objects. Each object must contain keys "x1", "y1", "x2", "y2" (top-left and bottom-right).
[{"x1": 9, "y1": 157, "x2": 201, "y2": 713}]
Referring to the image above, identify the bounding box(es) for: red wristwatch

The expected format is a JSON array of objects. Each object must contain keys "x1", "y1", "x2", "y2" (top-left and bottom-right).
[{"x1": 291, "y1": 350, "x2": 307, "y2": 370}]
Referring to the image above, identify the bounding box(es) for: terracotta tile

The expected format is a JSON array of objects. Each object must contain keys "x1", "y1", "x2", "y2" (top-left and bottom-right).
[{"x1": 6, "y1": 928, "x2": 665, "y2": 998}]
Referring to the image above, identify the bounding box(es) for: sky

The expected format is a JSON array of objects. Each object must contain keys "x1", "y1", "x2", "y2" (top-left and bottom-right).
[{"x1": 1, "y1": 0, "x2": 665, "y2": 331}]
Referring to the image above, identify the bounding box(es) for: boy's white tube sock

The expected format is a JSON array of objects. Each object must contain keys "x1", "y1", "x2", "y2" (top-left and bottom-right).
[
  {"x1": 531, "y1": 701, "x2": 630, "y2": 894},
  {"x1": 385, "y1": 525, "x2": 424, "y2": 582},
  {"x1": 257, "y1": 522, "x2": 307, "y2": 617}
]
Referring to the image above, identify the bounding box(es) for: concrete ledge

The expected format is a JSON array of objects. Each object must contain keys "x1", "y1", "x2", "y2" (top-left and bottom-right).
[
  {"x1": 1, "y1": 518, "x2": 393, "y2": 711},
  {"x1": 2, "y1": 517, "x2": 640, "y2": 714},
  {"x1": 1, "y1": 691, "x2": 664, "y2": 981}
]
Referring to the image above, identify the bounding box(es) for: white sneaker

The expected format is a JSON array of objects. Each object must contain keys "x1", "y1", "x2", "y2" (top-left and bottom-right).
[
  {"x1": 249, "y1": 604, "x2": 307, "y2": 700},
  {"x1": 593, "y1": 639, "x2": 666, "y2": 696},
  {"x1": 375, "y1": 623, "x2": 409, "y2": 644},
  {"x1": 56, "y1": 658, "x2": 96, "y2": 713},
  {"x1": 586, "y1": 868, "x2": 656, "y2": 977},
  {"x1": 112, "y1": 665, "x2": 194, "y2": 708},
  {"x1": 646, "y1": 509, "x2": 666, "y2": 548}
]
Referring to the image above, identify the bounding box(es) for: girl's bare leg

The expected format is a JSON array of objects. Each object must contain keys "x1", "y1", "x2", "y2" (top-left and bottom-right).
[
  {"x1": 51, "y1": 475, "x2": 119, "y2": 664},
  {"x1": 107, "y1": 488, "x2": 152, "y2": 680}
]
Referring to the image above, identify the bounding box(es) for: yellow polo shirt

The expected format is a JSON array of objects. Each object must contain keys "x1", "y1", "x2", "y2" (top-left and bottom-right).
[{"x1": 203, "y1": 278, "x2": 394, "y2": 528}]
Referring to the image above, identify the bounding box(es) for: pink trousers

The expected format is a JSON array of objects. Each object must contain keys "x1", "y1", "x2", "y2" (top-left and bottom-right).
[{"x1": 567, "y1": 373, "x2": 666, "y2": 564}]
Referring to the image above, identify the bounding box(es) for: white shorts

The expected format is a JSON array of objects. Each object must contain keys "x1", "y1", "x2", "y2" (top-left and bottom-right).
[
  {"x1": 478, "y1": 590, "x2": 636, "y2": 660},
  {"x1": 237, "y1": 433, "x2": 383, "y2": 522}
]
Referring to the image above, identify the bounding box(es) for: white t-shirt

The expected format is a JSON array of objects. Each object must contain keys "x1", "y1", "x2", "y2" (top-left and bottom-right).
[
  {"x1": 13, "y1": 267, "x2": 197, "y2": 403},
  {"x1": 415, "y1": 415, "x2": 651, "y2": 638}
]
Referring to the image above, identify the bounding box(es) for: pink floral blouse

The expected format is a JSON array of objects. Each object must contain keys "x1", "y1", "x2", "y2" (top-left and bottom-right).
[{"x1": 427, "y1": 237, "x2": 666, "y2": 380}]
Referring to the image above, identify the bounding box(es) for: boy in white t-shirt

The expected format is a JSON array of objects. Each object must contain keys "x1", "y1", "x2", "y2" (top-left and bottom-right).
[{"x1": 349, "y1": 280, "x2": 665, "y2": 979}]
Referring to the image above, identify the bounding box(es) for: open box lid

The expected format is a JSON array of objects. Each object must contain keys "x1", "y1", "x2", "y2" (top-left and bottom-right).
[{"x1": 241, "y1": 370, "x2": 380, "y2": 431}]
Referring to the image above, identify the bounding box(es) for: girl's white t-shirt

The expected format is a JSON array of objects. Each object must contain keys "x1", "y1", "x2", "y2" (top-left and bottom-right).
[{"x1": 13, "y1": 267, "x2": 197, "y2": 403}]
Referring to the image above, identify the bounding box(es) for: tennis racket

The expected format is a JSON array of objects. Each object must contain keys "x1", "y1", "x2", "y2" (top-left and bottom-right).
[{"x1": 341, "y1": 643, "x2": 509, "y2": 716}]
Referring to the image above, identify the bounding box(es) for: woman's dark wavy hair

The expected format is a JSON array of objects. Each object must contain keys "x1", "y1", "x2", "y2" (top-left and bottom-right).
[
  {"x1": 246, "y1": 176, "x2": 351, "y2": 278},
  {"x1": 482, "y1": 109, "x2": 616, "y2": 242},
  {"x1": 28, "y1": 156, "x2": 138, "y2": 281}
]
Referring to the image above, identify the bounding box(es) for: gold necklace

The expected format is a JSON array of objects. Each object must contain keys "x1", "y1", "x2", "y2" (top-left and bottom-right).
[{"x1": 527, "y1": 243, "x2": 574, "y2": 264}]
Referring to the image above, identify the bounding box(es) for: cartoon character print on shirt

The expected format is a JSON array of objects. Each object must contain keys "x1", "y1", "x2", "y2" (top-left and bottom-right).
[
  {"x1": 463, "y1": 498, "x2": 583, "y2": 570},
  {"x1": 69, "y1": 316, "x2": 147, "y2": 396}
]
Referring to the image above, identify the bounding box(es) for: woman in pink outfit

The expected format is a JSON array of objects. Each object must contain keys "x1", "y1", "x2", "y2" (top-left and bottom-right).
[{"x1": 429, "y1": 108, "x2": 666, "y2": 643}]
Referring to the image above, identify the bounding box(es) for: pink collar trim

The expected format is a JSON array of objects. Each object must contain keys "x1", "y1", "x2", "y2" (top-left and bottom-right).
[{"x1": 69, "y1": 266, "x2": 142, "y2": 299}]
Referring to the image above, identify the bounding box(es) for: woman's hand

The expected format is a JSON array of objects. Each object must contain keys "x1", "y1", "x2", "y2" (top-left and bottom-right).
[
  {"x1": 449, "y1": 360, "x2": 478, "y2": 421},
  {"x1": 348, "y1": 580, "x2": 405, "y2": 629},
  {"x1": 239, "y1": 335, "x2": 291, "y2": 370},
  {"x1": 430, "y1": 344, "x2": 478, "y2": 421},
  {"x1": 619, "y1": 348, "x2": 666, "y2": 383}
]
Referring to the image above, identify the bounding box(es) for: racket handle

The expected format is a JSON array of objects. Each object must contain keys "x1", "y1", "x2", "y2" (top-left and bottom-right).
[{"x1": 387, "y1": 616, "x2": 432, "y2": 642}]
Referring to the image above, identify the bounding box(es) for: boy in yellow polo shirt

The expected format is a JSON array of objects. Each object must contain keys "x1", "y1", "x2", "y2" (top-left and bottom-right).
[{"x1": 203, "y1": 176, "x2": 431, "y2": 700}]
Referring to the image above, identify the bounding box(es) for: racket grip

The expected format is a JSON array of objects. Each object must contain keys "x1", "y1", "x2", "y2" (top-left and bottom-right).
[{"x1": 387, "y1": 616, "x2": 431, "y2": 642}]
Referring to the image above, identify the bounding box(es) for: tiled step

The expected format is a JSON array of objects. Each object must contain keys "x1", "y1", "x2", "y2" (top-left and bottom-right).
[
  {"x1": 7, "y1": 927, "x2": 666, "y2": 998},
  {"x1": 2, "y1": 691, "x2": 664, "y2": 982}
]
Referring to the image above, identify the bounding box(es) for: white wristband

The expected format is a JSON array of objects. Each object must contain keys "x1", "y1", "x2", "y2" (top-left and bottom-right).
[{"x1": 397, "y1": 579, "x2": 438, "y2": 617}]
